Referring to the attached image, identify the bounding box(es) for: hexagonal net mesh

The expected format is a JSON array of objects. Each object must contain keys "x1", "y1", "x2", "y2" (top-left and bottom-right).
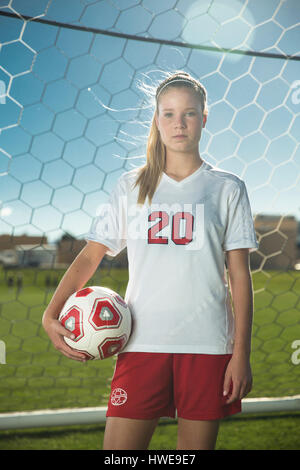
[{"x1": 0, "y1": 0, "x2": 300, "y2": 414}]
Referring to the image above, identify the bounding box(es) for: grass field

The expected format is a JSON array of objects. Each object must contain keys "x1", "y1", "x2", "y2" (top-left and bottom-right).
[
  {"x1": 1, "y1": 412, "x2": 300, "y2": 450},
  {"x1": 0, "y1": 266, "x2": 300, "y2": 449}
]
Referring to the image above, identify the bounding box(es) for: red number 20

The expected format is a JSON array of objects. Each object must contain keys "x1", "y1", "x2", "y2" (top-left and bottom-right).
[{"x1": 148, "y1": 211, "x2": 194, "y2": 245}]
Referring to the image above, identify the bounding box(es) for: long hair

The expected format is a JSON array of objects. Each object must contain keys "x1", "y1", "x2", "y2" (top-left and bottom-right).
[{"x1": 133, "y1": 70, "x2": 208, "y2": 206}]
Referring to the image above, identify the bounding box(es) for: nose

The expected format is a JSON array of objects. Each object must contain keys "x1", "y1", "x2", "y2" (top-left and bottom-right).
[{"x1": 174, "y1": 115, "x2": 186, "y2": 128}]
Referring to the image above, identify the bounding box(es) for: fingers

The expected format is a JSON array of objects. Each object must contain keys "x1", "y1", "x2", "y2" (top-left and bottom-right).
[
  {"x1": 55, "y1": 336, "x2": 87, "y2": 362},
  {"x1": 223, "y1": 369, "x2": 232, "y2": 400},
  {"x1": 225, "y1": 379, "x2": 252, "y2": 405},
  {"x1": 55, "y1": 321, "x2": 76, "y2": 341},
  {"x1": 223, "y1": 358, "x2": 253, "y2": 405},
  {"x1": 46, "y1": 319, "x2": 88, "y2": 362},
  {"x1": 225, "y1": 382, "x2": 240, "y2": 405}
]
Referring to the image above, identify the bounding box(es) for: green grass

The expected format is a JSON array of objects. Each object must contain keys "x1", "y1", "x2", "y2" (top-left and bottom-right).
[
  {"x1": 1, "y1": 412, "x2": 300, "y2": 450},
  {"x1": 0, "y1": 266, "x2": 127, "y2": 412},
  {"x1": 1, "y1": 267, "x2": 300, "y2": 413}
]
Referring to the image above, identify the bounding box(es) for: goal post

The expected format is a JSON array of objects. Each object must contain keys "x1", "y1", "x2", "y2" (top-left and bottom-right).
[{"x1": 1, "y1": 395, "x2": 300, "y2": 431}]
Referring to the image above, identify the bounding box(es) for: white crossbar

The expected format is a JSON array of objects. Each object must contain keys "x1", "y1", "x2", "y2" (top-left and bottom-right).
[{"x1": 0, "y1": 395, "x2": 300, "y2": 430}]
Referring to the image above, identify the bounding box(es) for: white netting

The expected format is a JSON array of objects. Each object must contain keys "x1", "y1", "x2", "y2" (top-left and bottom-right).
[{"x1": 0, "y1": 0, "x2": 300, "y2": 413}]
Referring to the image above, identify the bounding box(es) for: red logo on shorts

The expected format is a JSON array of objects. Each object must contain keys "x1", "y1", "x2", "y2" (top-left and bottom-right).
[{"x1": 111, "y1": 388, "x2": 127, "y2": 406}]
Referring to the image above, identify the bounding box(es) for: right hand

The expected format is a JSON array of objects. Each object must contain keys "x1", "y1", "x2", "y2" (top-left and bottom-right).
[{"x1": 42, "y1": 316, "x2": 87, "y2": 362}]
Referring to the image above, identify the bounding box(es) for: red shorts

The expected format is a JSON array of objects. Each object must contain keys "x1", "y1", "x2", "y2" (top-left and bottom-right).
[{"x1": 106, "y1": 352, "x2": 241, "y2": 421}]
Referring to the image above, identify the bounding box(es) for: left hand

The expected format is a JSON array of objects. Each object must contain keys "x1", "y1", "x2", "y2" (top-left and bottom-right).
[{"x1": 223, "y1": 354, "x2": 253, "y2": 405}]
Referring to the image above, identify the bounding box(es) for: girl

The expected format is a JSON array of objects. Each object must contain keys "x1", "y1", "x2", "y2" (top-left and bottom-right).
[{"x1": 43, "y1": 71, "x2": 259, "y2": 450}]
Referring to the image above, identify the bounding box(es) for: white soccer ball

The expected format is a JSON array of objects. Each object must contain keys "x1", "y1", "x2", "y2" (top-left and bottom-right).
[{"x1": 59, "y1": 286, "x2": 132, "y2": 360}]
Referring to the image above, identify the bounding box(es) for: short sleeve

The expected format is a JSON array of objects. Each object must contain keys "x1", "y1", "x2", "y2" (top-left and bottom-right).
[
  {"x1": 85, "y1": 176, "x2": 127, "y2": 257},
  {"x1": 223, "y1": 180, "x2": 259, "y2": 252}
]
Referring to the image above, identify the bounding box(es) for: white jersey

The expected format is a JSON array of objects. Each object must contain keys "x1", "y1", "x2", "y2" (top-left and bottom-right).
[{"x1": 86, "y1": 159, "x2": 259, "y2": 354}]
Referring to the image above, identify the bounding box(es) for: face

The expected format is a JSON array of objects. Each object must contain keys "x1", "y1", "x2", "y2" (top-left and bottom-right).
[{"x1": 155, "y1": 86, "x2": 207, "y2": 155}]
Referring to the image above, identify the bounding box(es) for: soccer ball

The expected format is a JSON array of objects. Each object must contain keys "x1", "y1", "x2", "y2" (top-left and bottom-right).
[{"x1": 59, "y1": 286, "x2": 132, "y2": 360}]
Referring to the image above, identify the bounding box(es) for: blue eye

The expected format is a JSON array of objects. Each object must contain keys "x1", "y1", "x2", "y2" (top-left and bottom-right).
[{"x1": 163, "y1": 111, "x2": 196, "y2": 118}]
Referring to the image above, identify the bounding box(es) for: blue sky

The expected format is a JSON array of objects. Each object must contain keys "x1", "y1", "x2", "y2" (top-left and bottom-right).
[{"x1": 0, "y1": 0, "x2": 300, "y2": 243}]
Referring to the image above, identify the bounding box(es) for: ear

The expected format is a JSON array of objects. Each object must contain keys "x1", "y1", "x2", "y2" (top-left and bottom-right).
[{"x1": 202, "y1": 114, "x2": 207, "y2": 128}]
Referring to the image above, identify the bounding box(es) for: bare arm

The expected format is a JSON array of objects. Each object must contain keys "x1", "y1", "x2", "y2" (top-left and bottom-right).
[
  {"x1": 42, "y1": 241, "x2": 108, "y2": 361},
  {"x1": 223, "y1": 248, "x2": 254, "y2": 403}
]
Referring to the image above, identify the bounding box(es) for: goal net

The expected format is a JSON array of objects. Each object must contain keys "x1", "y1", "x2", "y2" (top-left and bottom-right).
[{"x1": 0, "y1": 0, "x2": 300, "y2": 428}]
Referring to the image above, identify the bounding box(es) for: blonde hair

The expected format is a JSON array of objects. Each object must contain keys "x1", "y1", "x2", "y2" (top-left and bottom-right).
[{"x1": 133, "y1": 71, "x2": 208, "y2": 206}]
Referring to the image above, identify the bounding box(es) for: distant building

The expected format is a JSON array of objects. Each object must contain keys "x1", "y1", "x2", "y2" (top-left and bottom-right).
[
  {"x1": 15, "y1": 244, "x2": 57, "y2": 268},
  {"x1": 0, "y1": 215, "x2": 299, "y2": 271},
  {"x1": 0, "y1": 234, "x2": 52, "y2": 268},
  {"x1": 0, "y1": 249, "x2": 18, "y2": 267},
  {"x1": 0, "y1": 234, "x2": 48, "y2": 251},
  {"x1": 55, "y1": 233, "x2": 128, "y2": 268},
  {"x1": 56, "y1": 234, "x2": 86, "y2": 267}
]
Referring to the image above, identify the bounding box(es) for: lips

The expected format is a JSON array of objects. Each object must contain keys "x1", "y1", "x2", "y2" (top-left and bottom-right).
[{"x1": 173, "y1": 135, "x2": 187, "y2": 138}]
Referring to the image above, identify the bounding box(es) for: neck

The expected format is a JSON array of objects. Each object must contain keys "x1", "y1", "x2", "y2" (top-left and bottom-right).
[{"x1": 164, "y1": 153, "x2": 203, "y2": 177}]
